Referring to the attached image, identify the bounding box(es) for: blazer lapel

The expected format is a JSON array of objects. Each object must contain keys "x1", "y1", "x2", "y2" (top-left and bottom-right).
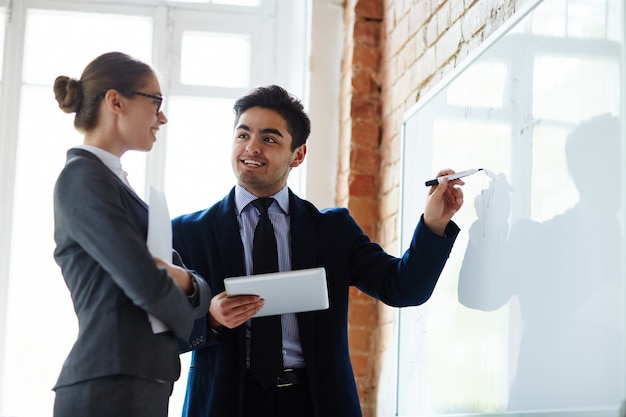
[
  {"x1": 68, "y1": 148, "x2": 148, "y2": 210},
  {"x1": 289, "y1": 190, "x2": 317, "y2": 270},
  {"x1": 289, "y1": 191, "x2": 320, "y2": 374},
  {"x1": 213, "y1": 189, "x2": 246, "y2": 279},
  {"x1": 211, "y1": 189, "x2": 248, "y2": 372}
]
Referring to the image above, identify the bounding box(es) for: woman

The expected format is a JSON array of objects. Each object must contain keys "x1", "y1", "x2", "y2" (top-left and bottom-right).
[{"x1": 51, "y1": 52, "x2": 210, "y2": 417}]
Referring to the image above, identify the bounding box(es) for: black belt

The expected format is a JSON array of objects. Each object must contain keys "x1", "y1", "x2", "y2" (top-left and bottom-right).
[
  {"x1": 248, "y1": 368, "x2": 308, "y2": 388},
  {"x1": 276, "y1": 368, "x2": 308, "y2": 388}
]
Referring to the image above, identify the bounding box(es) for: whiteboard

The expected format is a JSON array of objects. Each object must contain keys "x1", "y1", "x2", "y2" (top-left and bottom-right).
[{"x1": 397, "y1": 0, "x2": 626, "y2": 415}]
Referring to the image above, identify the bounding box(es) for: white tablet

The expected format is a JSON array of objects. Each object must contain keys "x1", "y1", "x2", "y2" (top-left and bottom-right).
[{"x1": 223, "y1": 267, "x2": 329, "y2": 317}]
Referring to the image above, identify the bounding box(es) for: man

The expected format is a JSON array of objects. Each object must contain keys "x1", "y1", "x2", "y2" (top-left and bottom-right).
[{"x1": 173, "y1": 85, "x2": 464, "y2": 417}]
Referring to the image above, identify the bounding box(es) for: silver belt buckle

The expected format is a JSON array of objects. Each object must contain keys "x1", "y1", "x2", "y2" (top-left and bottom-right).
[{"x1": 276, "y1": 368, "x2": 294, "y2": 388}]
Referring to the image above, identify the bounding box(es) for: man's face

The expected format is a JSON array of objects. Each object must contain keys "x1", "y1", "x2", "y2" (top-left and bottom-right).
[{"x1": 231, "y1": 106, "x2": 306, "y2": 197}]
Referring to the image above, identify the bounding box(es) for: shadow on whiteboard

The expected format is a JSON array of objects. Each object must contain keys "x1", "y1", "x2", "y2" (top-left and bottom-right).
[{"x1": 458, "y1": 114, "x2": 624, "y2": 410}]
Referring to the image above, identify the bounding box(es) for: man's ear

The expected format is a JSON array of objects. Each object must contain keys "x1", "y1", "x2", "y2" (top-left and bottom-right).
[
  {"x1": 103, "y1": 89, "x2": 123, "y2": 115},
  {"x1": 290, "y1": 144, "x2": 307, "y2": 168}
]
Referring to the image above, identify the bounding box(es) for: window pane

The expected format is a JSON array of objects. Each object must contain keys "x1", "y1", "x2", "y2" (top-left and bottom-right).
[
  {"x1": 213, "y1": 0, "x2": 261, "y2": 5},
  {"x1": 0, "y1": 6, "x2": 4, "y2": 80},
  {"x1": 2, "y1": 11, "x2": 152, "y2": 416},
  {"x1": 181, "y1": 31, "x2": 250, "y2": 87},
  {"x1": 23, "y1": 9, "x2": 153, "y2": 85},
  {"x1": 163, "y1": 95, "x2": 237, "y2": 217},
  {"x1": 4, "y1": 84, "x2": 82, "y2": 416},
  {"x1": 167, "y1": 0, "x2": 261, "y2": 5}
]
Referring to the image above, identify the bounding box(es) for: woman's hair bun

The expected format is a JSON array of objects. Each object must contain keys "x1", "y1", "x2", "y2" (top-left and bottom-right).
[{"x1": 53, "y1": 76, "x2": 83, "y2": 114}]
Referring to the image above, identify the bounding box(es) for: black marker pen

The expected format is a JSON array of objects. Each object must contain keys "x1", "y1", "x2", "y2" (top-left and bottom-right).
[{"x1": 425, "y1": 168, "x2": 483, "y2": 186}]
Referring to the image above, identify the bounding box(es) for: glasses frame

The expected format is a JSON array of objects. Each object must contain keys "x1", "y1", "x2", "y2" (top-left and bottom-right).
[{"x1": 131, "y1": 90, "x2": 164, "y2": 115}]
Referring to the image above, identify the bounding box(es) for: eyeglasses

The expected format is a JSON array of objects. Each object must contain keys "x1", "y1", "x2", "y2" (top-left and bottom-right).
[{"x1": 131, "y1": 91, "x2": 164, "y2": 115}]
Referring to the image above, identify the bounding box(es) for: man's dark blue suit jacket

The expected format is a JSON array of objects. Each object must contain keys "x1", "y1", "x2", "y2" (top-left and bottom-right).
[{"x1": 172, "y1": 188, "x2": 459, "y2": 417}]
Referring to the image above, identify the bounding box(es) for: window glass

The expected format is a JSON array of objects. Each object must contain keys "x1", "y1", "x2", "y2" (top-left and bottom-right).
[
  {"x1": 0, "y1": 5, "x2": 6, "y2": 410},
  {"x1": 0, "y1": 6, "x2": 4, "y2": 80},
  {"x1": 213, "y1": 0, "x2": 261, "y2": 5},
  {"x1": 167, "y1": 0, "x2": 261, "y2": 6},
  {"x1": 181, "y1": 31, "x2": 251, "y2": 87},
  {"x1": 23, "y1": 9, "x2": 153, "y2": 85},
  {"x1": 164, "y1": 95, "x2": 237, "y2": 216},
  {"x1": 5, "y1": 84, "x2": 83, "y2": 416}
]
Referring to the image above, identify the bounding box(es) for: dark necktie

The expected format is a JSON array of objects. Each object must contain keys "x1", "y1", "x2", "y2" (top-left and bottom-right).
[{"x1": 249, "y1": 197, "x2": 283, "y2": 388}]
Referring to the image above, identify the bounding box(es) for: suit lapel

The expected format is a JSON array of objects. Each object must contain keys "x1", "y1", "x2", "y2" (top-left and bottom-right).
[
  {"x1": 289, "y1": 191, "x2": 317, "y2": 270},
  {"x1": 212, "y1": 189, "x2": 246, "y2": 279},
  {"x1": 68, "y1": 148, "x2": 148, "y2": 210},
  {"x1": 211, "y1": 190, "x2": 248, "y2": 371},
  {"x1": 289, "y1": 191, "x2": 319, "y2": 372}
]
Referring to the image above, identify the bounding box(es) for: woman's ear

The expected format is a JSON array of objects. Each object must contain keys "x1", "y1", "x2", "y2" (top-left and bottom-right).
[{"x1": 103, "y1": 89, "x2": 123, "y2": 115}]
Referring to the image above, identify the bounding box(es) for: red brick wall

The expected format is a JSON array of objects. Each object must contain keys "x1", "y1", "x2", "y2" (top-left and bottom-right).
[
  {"x1": 338, "y1": 1, "x2": 384, "y2": 416},
  {"x1": 338, "y1": 0, "x2": 531, "y2": 416}
]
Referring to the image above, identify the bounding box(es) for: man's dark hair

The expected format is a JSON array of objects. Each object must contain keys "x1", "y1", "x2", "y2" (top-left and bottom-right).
[{"x1": 233, "y1": 85, "x2": 311, "y2": 151}]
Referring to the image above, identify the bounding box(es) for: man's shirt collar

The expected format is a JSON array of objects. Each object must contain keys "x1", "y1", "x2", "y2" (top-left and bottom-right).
[{"x1": 234, "y1": 185, "x2": 289, "y2": 215}]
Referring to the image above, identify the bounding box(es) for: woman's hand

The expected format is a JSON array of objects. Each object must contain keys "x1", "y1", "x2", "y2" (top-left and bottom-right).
[{"x1": 154, "y1": 257, "x2": 194, "y2": 295}]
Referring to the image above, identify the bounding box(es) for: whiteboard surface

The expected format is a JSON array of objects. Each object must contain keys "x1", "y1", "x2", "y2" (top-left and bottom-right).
[{"x1": 397, "y1": 0, "x2": 626, "y2": 415}]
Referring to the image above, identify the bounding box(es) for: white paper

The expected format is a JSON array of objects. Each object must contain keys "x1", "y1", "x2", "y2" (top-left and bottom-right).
[{"x1": 146, "y1": 186, "x2": 172, "y2": 333}]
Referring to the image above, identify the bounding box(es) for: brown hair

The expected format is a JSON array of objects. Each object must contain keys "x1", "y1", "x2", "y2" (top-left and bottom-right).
[{"x1": 53, "y1": 52, "x2": 154, "y2": 132}]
